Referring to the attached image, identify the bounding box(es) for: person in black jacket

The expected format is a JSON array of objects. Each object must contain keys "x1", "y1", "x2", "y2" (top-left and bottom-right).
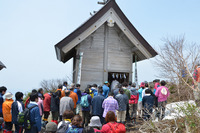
[
  {"x1": 142, "y1": 89, "x2": 154, "y2": 120},
  {"x1": 51, "y1": 91, "x2": 60, "y2": 124},
  {"x1": 11, "y1": 92, "x2": 25, "y2": 133}
]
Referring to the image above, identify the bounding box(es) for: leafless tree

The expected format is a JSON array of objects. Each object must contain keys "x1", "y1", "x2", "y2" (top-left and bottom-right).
[
  {"x1": 155, "y1": 35, "x2": 200, "y2": 101},
  {"x1": 40, "y1": 78, "x2": 66, "y2": 92}
]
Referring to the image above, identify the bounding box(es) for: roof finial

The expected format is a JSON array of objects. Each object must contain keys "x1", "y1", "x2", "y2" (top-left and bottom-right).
[{"x1": 97, "y1": 0, "x2": 108, "y2": 5}]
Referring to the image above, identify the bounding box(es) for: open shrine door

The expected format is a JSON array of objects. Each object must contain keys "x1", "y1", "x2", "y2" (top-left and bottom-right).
[{"x1": 108, "y1": 72, "x2": 129, "y2": 90}]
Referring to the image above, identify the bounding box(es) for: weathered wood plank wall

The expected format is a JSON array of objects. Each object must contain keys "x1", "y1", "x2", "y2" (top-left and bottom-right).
[{"x1": 74, "y1": 23, "x2": 133, "y2": 89}]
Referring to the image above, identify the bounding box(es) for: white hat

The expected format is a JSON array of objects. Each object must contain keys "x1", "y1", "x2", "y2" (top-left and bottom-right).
[
  {"x1": 5, "y1": 92, "x2": 13, "y2": 99},
  {"x1": 89, "y1": 116, "x2": 102, "y2": 127},
  {"x1": 45, "y1": 122, "x2": 57, "y2": 132}
]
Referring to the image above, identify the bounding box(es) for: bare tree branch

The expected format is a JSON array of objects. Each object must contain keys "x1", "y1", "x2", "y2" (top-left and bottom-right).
[{"x1": 154, "y1": 35, "x2": 200, "y2": 101}]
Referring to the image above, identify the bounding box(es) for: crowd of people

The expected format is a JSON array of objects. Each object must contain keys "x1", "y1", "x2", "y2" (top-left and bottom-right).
[{"x1": 0, "y1": 79, "x2": 170, "y2": 133}]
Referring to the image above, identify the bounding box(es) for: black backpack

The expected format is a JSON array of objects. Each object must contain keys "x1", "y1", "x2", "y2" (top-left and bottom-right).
[
  {"x1": 57, "y1": 121, "x2": 70, "y2": 133},
  {"x1": 17, "y1": 104, "x2": 38, "y2": 129}
]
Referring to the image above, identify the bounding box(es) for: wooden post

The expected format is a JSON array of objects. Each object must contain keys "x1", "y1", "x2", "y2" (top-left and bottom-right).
[
  {"x1": 77, "y1": 52, "x2": 83, "y2": 84},
  {"x1": 129, "y1": 54, "x2": 133, "y2": 82},
  {"x1": 134, "y1": 55, "x2": 138, "y2": 88},
  {"x1": 103, "y1": 24, "x2": 109, "y2": 83}
]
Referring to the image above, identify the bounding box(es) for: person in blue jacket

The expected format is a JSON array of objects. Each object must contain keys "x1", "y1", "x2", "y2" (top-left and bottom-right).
[
  {"x1": 25, "y1": 92, "x2": 41, "y2": 133},
  {"x1": 102, "y1": 81, "x2": 110, "y2": 98},
  {"x1": 74, "y1": 84, "x2": 82, "y2": 115},
  {"x1": 0, "y1": 86, "x2": 7, "y2": 131},
  {"x1": 0, "y1": 86, "x2": 7, "y2": 117},
  {"x1": 11, "y1": 92, "x2": 25, "y2": 133}
]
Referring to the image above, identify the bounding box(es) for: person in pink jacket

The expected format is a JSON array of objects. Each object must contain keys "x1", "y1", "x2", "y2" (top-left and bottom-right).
[
  {"x1": 37, "y1": 96, "x2": 43, "y2": 117},
  {"x1": 155, "y1": 80, "x2": 170, "y2": 120}
]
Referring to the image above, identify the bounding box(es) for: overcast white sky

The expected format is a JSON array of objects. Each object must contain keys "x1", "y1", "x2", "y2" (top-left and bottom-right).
[{"x1": 0, "y1": 0, "x2": 200, "y2": 94}]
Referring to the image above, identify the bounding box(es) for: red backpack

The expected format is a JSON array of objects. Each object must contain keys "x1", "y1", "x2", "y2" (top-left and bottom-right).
[{"x1": 107, "y1": 122, "x2": 126, "y2": 133}]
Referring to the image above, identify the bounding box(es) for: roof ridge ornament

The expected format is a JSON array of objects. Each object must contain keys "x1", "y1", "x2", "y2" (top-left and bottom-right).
[{"x1": 97, "y1": 0, "x2": 108, "y2": 5}]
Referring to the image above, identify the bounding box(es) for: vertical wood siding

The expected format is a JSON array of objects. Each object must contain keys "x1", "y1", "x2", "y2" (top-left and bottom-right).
[{"x1": 74, "y1": 23, "x2": 133, "y2": 89}]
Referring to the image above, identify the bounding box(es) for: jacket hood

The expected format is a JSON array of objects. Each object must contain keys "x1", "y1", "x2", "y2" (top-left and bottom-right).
[{"x1": 130, "y1": 87, "x2": 138, "y2": 95}]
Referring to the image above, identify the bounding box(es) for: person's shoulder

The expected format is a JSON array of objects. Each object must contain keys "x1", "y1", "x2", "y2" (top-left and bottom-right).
[
  {"x1": 124, "y1": 93, "x2": 129, "y2": 98},
  {"x1": 104, "y1": 97, "x2": 109, "y2": 101},
  {"x1": 102, "y1": 123, "x2": 110, "y2": 129},
  {"x1": 68, "y1": 96, "x2": 73, "y2": 100},
  {"x1": 28, "y1": 103, "x2": 39, "y2": 110},
  {"x1": 12, "y1": 100, "x2": 18, "y2": 105},
  {"x1": 101, "y1": 95, "x2": 106, "y2": 100},
  {"x1": 150, "y1": 95, "x2": 154, "y2": 98},
  {"x1": 116, "y1": 93, "x2": 120, "y2": 97},
  {"x1": 142, "y1": 95, "x2": 147, "y2": 99},
  {"x1": 93, "y1": 95, "x2": 100, "y2": 99},
  {"x1": 71, "y1": 91, "x2": 77, "y2": 96}
]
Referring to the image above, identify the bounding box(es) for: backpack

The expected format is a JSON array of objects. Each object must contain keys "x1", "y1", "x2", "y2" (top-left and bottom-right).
[
  {"x1": 107, "y1": 122, "x2": 126, "y2": 133},
  {"x1": 66, "y1": 127, "x2": 83, "y2": 133},
  {"x1": 89, "y1": 89, "x2": 94, "y2": 98},
  {"x1": 161, "y1": 87, "x2": 167, "y2": 95},
  {"x1": 80, "y1": 95, "x2": 89, "y2": 108},
  {"x1": 17, "y1": 104, "x2": 38, "y2": 129},
  {"x1": 57, "y1": 121, "x2": 70, "y2": 133}
]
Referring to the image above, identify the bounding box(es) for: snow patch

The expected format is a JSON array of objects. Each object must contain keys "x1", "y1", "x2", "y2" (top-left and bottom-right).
[{"x1": 163, "y1": 100, "x2": 196, "y2": 120}]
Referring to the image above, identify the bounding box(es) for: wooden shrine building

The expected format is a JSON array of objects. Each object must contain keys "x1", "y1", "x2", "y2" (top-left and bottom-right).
[{"x1": 55, "y1": 0, "x2": 157, "y2": 89}]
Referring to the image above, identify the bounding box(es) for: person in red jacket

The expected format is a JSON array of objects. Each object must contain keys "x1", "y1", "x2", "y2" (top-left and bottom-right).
[
  {"x1": 43, "y1": 92, "x2": 52, "y2": 122},
  {"x1": 24, "y1": 89, "x2": 37, "y2": 108},
  {"x1": 101, "y1": 111, "x2": 126, "y2": 133}
]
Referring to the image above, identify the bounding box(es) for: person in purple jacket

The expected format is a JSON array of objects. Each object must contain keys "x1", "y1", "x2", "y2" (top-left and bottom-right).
[{"x1": 102, "y1": 92, "x2": 118, "y2": 118}]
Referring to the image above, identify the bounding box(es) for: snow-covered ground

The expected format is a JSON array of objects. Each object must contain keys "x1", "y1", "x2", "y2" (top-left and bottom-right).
[{"x1": 163, "y1": 100, "x2": 196, "y2": 120}]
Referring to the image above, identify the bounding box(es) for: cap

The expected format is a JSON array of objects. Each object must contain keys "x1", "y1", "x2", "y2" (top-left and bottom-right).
[{"x1": 140, "y1": 82, "x2": 145, "y2": 88}]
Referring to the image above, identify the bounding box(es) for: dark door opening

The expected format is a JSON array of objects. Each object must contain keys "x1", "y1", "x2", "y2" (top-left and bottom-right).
[{"x1": 108, "y1": 72, "x2": 129, "y2": 90}]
